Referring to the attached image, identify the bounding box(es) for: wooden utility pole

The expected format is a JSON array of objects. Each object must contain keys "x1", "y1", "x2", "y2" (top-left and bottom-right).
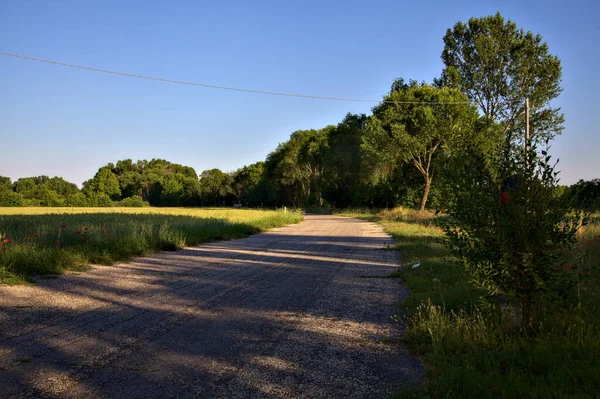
[{"x1": 525, "y1": 97, "x2": 530, "y2": 168}]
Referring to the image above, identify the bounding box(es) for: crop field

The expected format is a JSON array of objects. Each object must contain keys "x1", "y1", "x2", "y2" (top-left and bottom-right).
[
  {"x1": 0, "y1": 207, "x2": 303, "y2": 283},
  {"x1": 337, "y1": 208, "x2": 600, "y2": 398}
]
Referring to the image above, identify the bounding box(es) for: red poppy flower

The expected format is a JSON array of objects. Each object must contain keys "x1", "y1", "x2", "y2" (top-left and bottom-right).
[
  {"x1": 84, "y1": 227, "x2": 88, "y2": 231},
  {"x1": 23, "y1": 238, "x2": 27, "y2": 241},
  {"x1": 61, "y1": 224, "x2": 67, "y2": 229},
  {"x1": 55, "y1": 240, "x2": 59, "y2": 244}
]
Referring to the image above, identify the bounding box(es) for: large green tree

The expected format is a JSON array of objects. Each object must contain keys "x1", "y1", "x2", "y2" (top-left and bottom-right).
[
  {"x1": 82, "y1": 167, "x2": 121, "y2": 200},
  {"x1": 363, "y1": 81, "x2": 477, "y2": 210},
  {"x1": 199, "y1": 168, "x2": 232, "y2": 206},
  {"x1": 325, "y1": 114, "x2": 368, "y2": 207},
  {"x1": 232, "y1": 162, "x2": 264, "y2": 205},
  {"x1": 438, "y1": 12, "x2": 563, "y2": 144},
  {"x1": 264, "y1": 127, "x2": 332, "y2": 207}
]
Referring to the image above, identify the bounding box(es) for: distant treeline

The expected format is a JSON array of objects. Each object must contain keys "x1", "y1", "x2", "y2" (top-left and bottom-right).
[{"x1": 0, "y1": 151, "x2": 598, "y2": 210}]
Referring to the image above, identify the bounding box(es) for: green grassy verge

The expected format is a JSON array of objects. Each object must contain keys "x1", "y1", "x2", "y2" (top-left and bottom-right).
[
  {"x1": 339, "y1": 208, "x2": 600, "y2": 398},
  {"x1": 0, "y1": 207, "x2": 303, "y2": 283}
]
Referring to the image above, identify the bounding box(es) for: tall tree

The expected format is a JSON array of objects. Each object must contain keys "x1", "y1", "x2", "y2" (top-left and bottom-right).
[
  {"x1": 325, "y1": 113, "x2": 368, "y2": 207},
  {"x1": 232, "y1": 162, "x2": 264, "y2": 205},
  {"x1": 82, "y1": 168, "x2": 121, "y2": 200},
  {"x1": 199, "y1": 169, "x2": 232, "y2": 206},
  {"x1": 438, "y1": 12, "x2": 563, "y2": 143},
  {"x1": 363, "y1": 82, "x2": 477, "y2": 210},
  {"x1": 0, "y1": 176, "x2": 11, "y2": 190},
  {"x1": 264, "y1": 127, "x2": 332, "y2": 207}
]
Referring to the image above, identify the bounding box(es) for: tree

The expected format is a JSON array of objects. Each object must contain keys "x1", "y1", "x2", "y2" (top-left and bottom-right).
[
  {"x1": 324, "y1": 114, "x2": 367, "y2": 207},
  {"x1": 0, "y1": 176, "x2": 11, "y2": 190},
  {"x1": 199, "y1": 169, "x2": 232, "y2": 206},
  {"x1": 438, "y1": 12, "x2": 563, "y2": 144},
  {"x1": 363, "y1": 81, "x2": 477, "y2": 210},
  {"x1": 82, "y1": 168, "x2": 121, "y2": 200},
  {"x1": 264, "y1": 127, "x2": 332, "y2": 207},
  {"x1": 568, "y1": 178, "x2": 600, "y2": 211},
  {"x1": 296, "y1": 127, "x2": 331, "y2": 206},
  {"x1": 446, "y1": 137, "x2": 582, "y2": 330},
  {"x1": 0, "y1": 177, "x2": 23, "y2": 207},
  {"x1": 13, "y1": 178, "x2": 36, "y2": 194},
  {"x1": 45, "y1": 177, "x2": 79, "y2": 197},
  {"x1": 232, "y1": 162, "x2": 264, "y2": 205}
]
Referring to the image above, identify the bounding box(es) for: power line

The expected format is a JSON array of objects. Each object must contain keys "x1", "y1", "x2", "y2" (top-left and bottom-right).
[{"x1": 1, "y1": 51, "x2": 475, "y2": 105}]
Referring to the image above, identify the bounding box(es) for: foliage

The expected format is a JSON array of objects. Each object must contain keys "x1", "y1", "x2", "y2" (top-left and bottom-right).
[
  {"x1": 82, "y1": 167, "x2": 121, "y2": 200},
  {"x1": 565, "y1": 178, "x2": 600, "y2": 211},
  {"x1": 117, "y1": 195, "x2": 149, "y2": 207},
  {"x1": 444, "y1": 136, "x2": 584, "y2": 329},
  {"x1": 0, "y1": 187, "x2": 24, "y2": 207},
  {"x1": 438, "y1": 12, "x2": 564, "y2": 145},
  {"x1": 264, "y1": 127, "x2": 332, "y2": 207},
  {"x1": 323, "y1": 113, "x2": 369, "y2": 207},
  {"x1": 199, "y1": 168, "x2": 233, "y2": 206},
  {"x1": 340, "y1": 208, "x2": 600, "y2": 398},
  {"x1": 363, "y1": 81, "x2": 477, "y2": 210},
  {"x1": 231, "y1": 162, "x2": 264, "y2": 204}
]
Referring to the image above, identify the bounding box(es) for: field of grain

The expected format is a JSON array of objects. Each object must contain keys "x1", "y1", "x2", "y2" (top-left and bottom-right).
[{"x1": 0, "y1": 207, "x2": 303, "y2": 283}]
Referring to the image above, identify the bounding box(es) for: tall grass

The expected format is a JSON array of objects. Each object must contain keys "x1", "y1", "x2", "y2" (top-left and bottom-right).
[
  {"x1": 339, "y1": 207, "x2": 600, "y2": 398},
  {"x1": 0, "y1": 207, "x2": 303, "y2": 283}
]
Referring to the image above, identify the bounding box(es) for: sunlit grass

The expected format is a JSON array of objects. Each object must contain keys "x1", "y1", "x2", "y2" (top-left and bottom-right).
[
  {"x1": 339, "y1": 207, "x2": 600, "y2": 398},
  {"x1": 0, "y1": 207, "x2": 303, "y2": 283}
]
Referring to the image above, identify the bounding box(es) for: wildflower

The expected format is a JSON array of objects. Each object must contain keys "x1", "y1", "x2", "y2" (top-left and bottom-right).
[
  {"x1": 55, "y1": 240, "x2": 59, "y2": 244},
  {"x1": 104, "y1": 224, "x2": 107, "y2": 228},
  {"x1": 56, "y1": 230, "x2": 60, "y2": 234},
  {"x1": 23, "y1": 238, "x2": 27, "y2": 241},
  {"x1": 76, "y1": 231, "x2": 80, "y2": 235},
  {"x1": 61, "y1": 224, "x2": 67, "y2": 229},
  {"x1": 84, "y1": 227, "x2": 88, "y2": 231}
]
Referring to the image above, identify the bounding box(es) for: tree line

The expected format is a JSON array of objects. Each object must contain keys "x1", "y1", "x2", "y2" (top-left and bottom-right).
[{"x1": 0, "y1": 13, "x2": 597, "y2": 211}]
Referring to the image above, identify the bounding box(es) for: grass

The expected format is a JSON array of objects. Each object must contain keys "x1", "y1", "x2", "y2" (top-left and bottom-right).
[
  {"x1": 0, "y1": 207, "x2": 303, "y2": 283},
  {"x1": 338, "y1": 207, "x2": 600, "y2": 398}
]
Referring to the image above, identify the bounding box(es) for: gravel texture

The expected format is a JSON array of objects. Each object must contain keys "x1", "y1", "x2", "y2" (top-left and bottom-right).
[{"x1": 0, "y1": 215, "x2": 423, "y2": 398}]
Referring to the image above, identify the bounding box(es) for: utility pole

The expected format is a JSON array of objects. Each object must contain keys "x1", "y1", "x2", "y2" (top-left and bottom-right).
[{"x1": 525, "y1": 97, "x2": 530, "y2": 168}]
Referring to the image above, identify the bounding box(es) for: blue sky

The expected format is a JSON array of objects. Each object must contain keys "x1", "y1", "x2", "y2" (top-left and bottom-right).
[{"x1": 1, "y1": 0, "x2": 598, "y2": 186}]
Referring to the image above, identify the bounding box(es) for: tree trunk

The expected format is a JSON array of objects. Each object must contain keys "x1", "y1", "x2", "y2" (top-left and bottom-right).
[{"x1": 419, "y1": 175, "x2": 432, "y2": 211}]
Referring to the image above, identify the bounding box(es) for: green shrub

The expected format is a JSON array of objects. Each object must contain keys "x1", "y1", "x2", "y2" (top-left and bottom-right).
[
  {"x1": 118, "y1": 195, "x2": 149, "y2": 207},
  {"x1": 445, "y1": 140, "x2": 583, "y2": 329},
  {"x1": 85, "y1": 193, "x2": 113, "y2": 207},
  {"x1": 64, "y1": 192, "x2": 89, "y2": 207},
  {"x1": 0, "y1": 189, "x2": 24, "y2": 207}
]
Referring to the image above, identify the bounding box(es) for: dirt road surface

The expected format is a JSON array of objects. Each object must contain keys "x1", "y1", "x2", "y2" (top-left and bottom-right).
[{"x1": 0, "y1": 215, "x2": 422, "y2": 398}]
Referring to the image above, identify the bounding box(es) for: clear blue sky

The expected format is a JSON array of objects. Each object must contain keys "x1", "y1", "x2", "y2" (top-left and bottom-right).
[{"x1": 1, "y1": 0, "x2": 598, "y2": 186}]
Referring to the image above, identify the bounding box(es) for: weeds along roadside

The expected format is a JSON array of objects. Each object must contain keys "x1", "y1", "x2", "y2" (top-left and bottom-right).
[
  {"x1": 0, "y1": 208, "x2": 303, "y2": 284},
  {"x1": 338, "y1": 207, "x2": 600, "y2": 398}
]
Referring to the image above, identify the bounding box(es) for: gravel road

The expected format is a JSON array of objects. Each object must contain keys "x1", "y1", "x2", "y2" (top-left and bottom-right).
[{"x1": 0, "y1": 215, "x2": 422, "y2": 398}]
